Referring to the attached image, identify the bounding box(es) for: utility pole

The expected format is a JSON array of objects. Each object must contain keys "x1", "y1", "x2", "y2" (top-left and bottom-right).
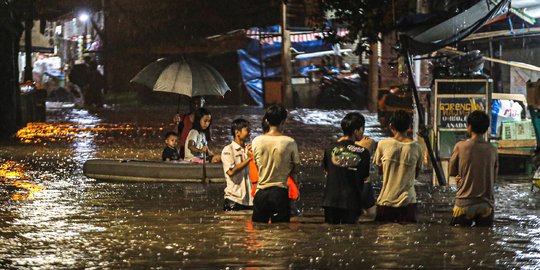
[
  {"x1": 23, "y1": 0, "x2": 33, "y2": 81},
  {"x1": 281, "y1": 0, "x2": 293, "y2": 107},
  {"x1": 368, "y1": 41, "x2": 379, "y2": 112}
]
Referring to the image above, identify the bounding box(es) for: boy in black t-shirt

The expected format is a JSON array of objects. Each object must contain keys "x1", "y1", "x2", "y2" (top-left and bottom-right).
[
  {"x1": 162, "y1": 131, "x2": 181, "y2": 161},
  {"x1": 322, "y1": 112, "x2": 370, "y2": 224}
]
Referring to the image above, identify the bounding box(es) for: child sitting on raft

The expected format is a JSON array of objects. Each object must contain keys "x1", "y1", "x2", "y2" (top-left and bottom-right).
[
  {"x1": 184, "y1": 108, "x2": 221, "y2": 163},
  {"x1": 162, "y1": 131, "x2": 181, "y2": 161}
]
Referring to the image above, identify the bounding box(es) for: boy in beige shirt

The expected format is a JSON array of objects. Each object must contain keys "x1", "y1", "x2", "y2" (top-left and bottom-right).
[
  {"x1": 449, "y1": 110, "x2": 498, "y2": 226},
  {"x1": 252, "y1": 105, "x2": 300, "y2": 223},
  {"x1": 374, "y1": 110, "x2": 423, "y2": 223}
]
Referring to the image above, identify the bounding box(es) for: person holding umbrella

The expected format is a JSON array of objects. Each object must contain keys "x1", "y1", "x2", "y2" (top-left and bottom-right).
[
  {"x1": 172, "y1": 97, "x2": 205, "y2": 159},
  {"x1": 131, "y1": 58, "x2": 230, "y2": 159}
]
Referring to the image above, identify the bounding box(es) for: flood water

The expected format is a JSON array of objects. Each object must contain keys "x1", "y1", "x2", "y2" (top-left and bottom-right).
[{"x1": 1, "y1": 105, "x2": 539, "y2": 269}]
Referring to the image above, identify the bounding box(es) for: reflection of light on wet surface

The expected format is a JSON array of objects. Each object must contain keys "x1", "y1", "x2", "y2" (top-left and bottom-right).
[
  {"x1": 16, "y1": 122, "x2": 156, "y2": 144},
  {"x1": 289, "y1": 109, "x2": 387, "y2": 141},
  {"x1": 0, "y1": 161, "x2": 44, "y2": 201}
]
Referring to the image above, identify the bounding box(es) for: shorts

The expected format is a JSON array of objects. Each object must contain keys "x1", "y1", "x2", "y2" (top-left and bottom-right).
[
  {"x1": 252, "y1": 187, "x2": 290, "y2": 223},
  {"x1": 375, "y1": 204, "x2": 417, "y2": 223},
  {"x1": 223, "y1": 198, "x2": 253, "y2": 211},
  {"x1": 450, "y1": 202, "x2": 493, "y2": 227},
  {"x1": 324, "y1": 207, "x2": 359, "y2": 224}
]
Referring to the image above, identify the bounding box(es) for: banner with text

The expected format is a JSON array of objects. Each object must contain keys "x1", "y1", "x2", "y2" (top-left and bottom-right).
[{"x1": 438, "y1": 97, "x2": 486, "y2": 129}]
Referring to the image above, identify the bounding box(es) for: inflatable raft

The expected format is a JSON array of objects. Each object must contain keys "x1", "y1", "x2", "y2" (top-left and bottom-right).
[{"x1": 83, "y1": 159, "x2": 225, "y2": 183}]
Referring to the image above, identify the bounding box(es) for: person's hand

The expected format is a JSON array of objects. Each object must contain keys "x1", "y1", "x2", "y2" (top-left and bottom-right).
[
  {"x1": 211, "y1": 155, "x2": 221, "y2": 163},
  {"x1": 246, "y1": 144, "x2": 253, "y2": 159},
  {"x1": 173, "y1": 114, "x2": 182, "y2": 124},
  {"x1": 201, "y1": 146, "x2": 209, "y2": 153},
  {"x1": 356, "y1": 136, "x2": 373, "y2": 149}
]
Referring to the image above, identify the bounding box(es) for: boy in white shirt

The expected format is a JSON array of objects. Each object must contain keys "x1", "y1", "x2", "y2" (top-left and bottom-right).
[{"x1": 221, "y1": 119, "x2": 254, "y2": 211}]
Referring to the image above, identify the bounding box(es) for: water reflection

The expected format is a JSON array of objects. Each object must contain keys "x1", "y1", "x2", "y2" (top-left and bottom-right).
[
  {"x1": 0, "y1": 160, "x2": 44, "y2": 201},
  {"x1": 0, "y1": 106, "x2": 539, "y2": 268}
]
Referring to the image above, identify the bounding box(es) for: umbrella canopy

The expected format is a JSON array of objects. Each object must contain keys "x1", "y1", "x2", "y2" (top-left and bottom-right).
[{"x1": 131, "y1": 58, "x2": 231, "y2": 97}]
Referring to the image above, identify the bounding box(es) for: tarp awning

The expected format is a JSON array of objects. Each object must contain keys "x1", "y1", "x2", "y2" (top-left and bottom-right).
[{"x1": 400, "y1": 0, "x2": 511, "y2": 55}]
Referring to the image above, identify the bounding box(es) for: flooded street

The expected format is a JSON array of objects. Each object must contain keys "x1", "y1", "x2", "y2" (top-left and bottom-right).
[{"x1": 1, "y1": 105, "x2": 539, "y2": 269}]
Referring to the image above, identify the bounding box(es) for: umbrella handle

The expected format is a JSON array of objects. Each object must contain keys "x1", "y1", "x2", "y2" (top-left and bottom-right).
[{"x1": 176, "y1": 95, "x2": 181, "y2": 114}]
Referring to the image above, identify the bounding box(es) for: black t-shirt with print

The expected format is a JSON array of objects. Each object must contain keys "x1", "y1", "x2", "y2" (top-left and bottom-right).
[
  {"x1": 322, "y1": 140, "x2": 370, "y2": 210},
  {"x1": 162, "y1": 147, "x2": 180, "y2": 161}
]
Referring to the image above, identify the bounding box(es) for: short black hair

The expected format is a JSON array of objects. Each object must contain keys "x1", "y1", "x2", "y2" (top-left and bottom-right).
[
  {"x1": 389, "y1": 110, "x2": 411, "y2": 132},
  {"x1": 164, "y1": 131, "x2": 178, "y2": 139},
  {"x1": 231, "y1": 118, "x2": 249, "y2": 137},
  {"x1": 341, "y1": 112, "x2": 365, "y2": 135},
  {"x1": 467, "y1": 110, "x2": 490, "y2": 134},
  {"x1": 263, "y1": 104, "x2": 287, "y2": 126},
  {"x1": 192, "y1": 108, "x2": 211, "y2": 132}
]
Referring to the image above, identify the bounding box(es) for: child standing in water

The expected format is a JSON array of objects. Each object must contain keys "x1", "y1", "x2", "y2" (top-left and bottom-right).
[
  {"x1": 449, "y1": 110, "x2": 497, "y2": 227},
  {"x1": 221, "y1": 118, "x2": 254, "y2": 211},
  {"x1": 251, "y1": 105, "x2": 300, "y2": 223},
  {"x1": 184, "y1": 108, "x2": 220, "y2": 163},
  {"x1": 322, "y1": 112, "x2": 371, "y2": 224},
  {"x1": 373, "y1": 110, "x2": 423, "y2": 223}
]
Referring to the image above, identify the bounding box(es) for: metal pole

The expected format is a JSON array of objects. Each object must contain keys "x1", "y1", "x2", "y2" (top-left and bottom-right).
[
  {"x1": 23, "y1": 2, "x2": 33, "y2": 82},
  {"x1": 259, "y1": 29, "x2": 266, "y2": 107},
  {"x1": 368, "y1": 42, "x2": 379, "y2": 112},
  {"x1": 281, "y1": 1, "x2": 293, "y2": 107},
  {"x1": 405, "y1": 51, "x2": 446, "y2": 186}
]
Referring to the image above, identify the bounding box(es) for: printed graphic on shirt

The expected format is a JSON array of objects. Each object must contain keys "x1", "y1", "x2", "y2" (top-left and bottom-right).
[{"x1": 331, "y1": 144, "x2": 365, "y2": 168}]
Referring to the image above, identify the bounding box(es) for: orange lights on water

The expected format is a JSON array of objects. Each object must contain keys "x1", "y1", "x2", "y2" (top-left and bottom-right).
[
  {"x1": 0, "y1": 161, "x2": 44, "y2": 201},
  {"x1": 16, "y1": 122, "x2": 155, "y2": 144}
]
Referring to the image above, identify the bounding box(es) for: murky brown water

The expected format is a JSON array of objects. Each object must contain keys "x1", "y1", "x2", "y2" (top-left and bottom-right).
[{"x1": 1, "y1": 105, "x2": 539, "y2": 269}]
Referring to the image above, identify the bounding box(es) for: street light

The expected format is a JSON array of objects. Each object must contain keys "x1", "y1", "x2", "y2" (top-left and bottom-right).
[{"x1": 78, "y1": 13, "x2": 89, "y2": 22}]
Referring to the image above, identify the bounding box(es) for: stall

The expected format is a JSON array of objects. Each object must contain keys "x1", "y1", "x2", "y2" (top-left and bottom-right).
[{"x1": 433, "y1": 78, "x2": 491, "y2": 185}]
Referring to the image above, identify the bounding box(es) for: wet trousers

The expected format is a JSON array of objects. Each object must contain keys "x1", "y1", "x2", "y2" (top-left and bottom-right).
[{"x1": 252, "y1": 187, "x2": 290, "y2": 223}]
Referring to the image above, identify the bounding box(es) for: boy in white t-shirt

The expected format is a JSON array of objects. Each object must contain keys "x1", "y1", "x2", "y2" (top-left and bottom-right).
[{"x1": 221, "y1": 118, "x2": 254, "y2": 211}]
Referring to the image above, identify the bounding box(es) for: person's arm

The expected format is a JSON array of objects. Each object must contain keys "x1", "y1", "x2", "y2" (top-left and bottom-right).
[
  {"x1": 225, "y1": 145, "x2": 253, "y2": 177},
  {"x1": 448, "y1": 143, "x2": 460, "y2": 177},
  {"x1": 187, "y1": 140, "x2": 208, "y2": 153},
  {"x1": 290, "y1": 141, "x2": 301, "y2": 181},
  {"x1": 186, "y1": 131, "x2": 208, "y2": 154},
  {"x1": 322, "y1": 149, "x2": 328, "y2": 176},
  {"x1": 373, "y1": 142, "x2": 383, "y2": 175},
  {"x1": 356, "y1": 136, "x2": 375, "y2": 154},
  {"x1": 360, "y1": 150, "x2": 371, "y2": 183}
]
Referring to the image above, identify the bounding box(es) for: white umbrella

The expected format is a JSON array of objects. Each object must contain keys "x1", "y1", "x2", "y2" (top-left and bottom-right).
[{"x1": 131, "y1": 58, "x2": 231, "y2": 97}]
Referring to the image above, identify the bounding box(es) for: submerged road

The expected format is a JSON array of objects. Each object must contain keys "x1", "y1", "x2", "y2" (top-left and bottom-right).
[{"x1": 0, "y1": 105, "x2": 539, "y2": 269}]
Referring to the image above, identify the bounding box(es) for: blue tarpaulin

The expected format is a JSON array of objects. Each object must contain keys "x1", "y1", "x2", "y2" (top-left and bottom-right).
[{"x1": 237, "y1": 26, "x2": 333, "y2": 106}]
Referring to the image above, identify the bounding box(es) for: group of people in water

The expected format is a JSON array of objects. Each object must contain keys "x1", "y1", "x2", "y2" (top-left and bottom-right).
[{"x1": 161, "y1": 98, "x2": 497, "y2": 227}]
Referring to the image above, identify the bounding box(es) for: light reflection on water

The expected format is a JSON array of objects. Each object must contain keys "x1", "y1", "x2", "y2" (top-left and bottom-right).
[{"x1": 0, "y1": 106, "x2": 539, "y2": 268}]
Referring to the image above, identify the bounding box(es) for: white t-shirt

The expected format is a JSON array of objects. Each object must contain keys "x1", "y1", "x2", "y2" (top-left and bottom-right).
[
  {"x1": 252, "y1": 135, "x2": 300, "y2": 190},
  {"x1": 184, "y1": 129, "x2": 207, "y2": 161},
  {"x1": 221, "y1": 141, "x2": 252, "y2": 206},
  {"x1": 373, "y1": 138, "x2": 423, "y2": 207}
]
